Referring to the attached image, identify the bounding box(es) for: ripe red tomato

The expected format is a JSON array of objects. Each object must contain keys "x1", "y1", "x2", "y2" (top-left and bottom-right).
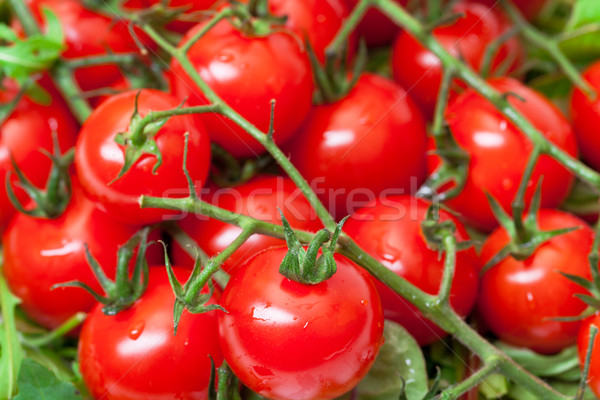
[
  {"x1": 392, "y1": 1, "x2": 523, "y2": 117},
  {"x1": 25, "y1": 0, "x2": 153, "y2": 92},
  {"x1": 2, "y1": 179, "x2": 141, "y2": 330},
  {"x1": 429, "y1": 77, "x2": 577, "y2": 232},
  {"x1": 578, "y1": 313, "x2": 600, "y2": 398},
  {"x1": 345, "y1": 0, "x2": 407, "y2": 47},
  {"x1": 344, "y1": 195, "x2": 479, "y2": 345},
  {"x1": 570, "y1": 61, "x2": 600, "y2": 172},
  {"x1": 169, "y1": 18, "x2": 314, "y2": 158},
  {"x1": 79, "y1": 266, "x2": 223, "y2": 400},
  {"x1": 0, "y1": 79, "x2": 78, "y2": 232},
  {"x1": 75, "y1": 89, "x2": 211, "y2": 226},
  {"x1": 172, "y1": 176, "x2": 323, "y2": 274},
  {"x1": 284, "y1": 73, "x2": 427, "y2": 219},
  {"x1": 479, "y1": 210, "x2": 592, "y2": 354},
  {"x1": 218, "y1": 247, "x2": 384, "y2": 400}
]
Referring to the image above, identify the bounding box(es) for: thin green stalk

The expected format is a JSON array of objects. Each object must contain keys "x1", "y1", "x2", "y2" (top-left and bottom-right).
[
  {"x1": 142, "y1": 24, "x2": 338, "y2": 230},
  {"x1": 326, "y1": 0, "x2": 372, "y2": 58},
  {"x1": 438, "y1": 358, "x2": 501, "y2": 400},
  {"x1": 64, "y1": 53, "x2": 139, "y2": 69},
  {"x1": 431, "y1": 66, "x2": 454, "y2": 140},
  {"x1": 511, "y1": 148, "x2": 540, "y2": 242},
  {"x1": 436, "y1": 233, "x2": 456, "y2": 306},
  {"x1": 22, "y1": 312, "x2": 86, "y2": 348}
]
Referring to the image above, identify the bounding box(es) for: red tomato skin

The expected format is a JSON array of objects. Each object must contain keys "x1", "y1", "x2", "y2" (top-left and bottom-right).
[
  {"x1": 479, "y1": 210, "x2": 592, "y2": 354},
  {"x1": 218, "y1": 247, "x2": 384, "y2": 400},
  {"x1": 345, "y1": 0, "x2": 407, "y2": 47},
  {"x1": 79, "y1": 266, "x2": 223, "y2": 400},
  {"x1": 570, "y1": 61, "x2": 600, "y2": 171},
  {"x1": 428, "y1": 77, "x2": 577, "y2": 232},
  {"x1": 392, "y1": 1, "x2": 523, "y2": 117},
  {"x1": 75, "y1": 89, "x2": 211, "y2": 226},
  {"x1": 169, "y1": 19, "x2": 314, "y2": 158},
  {"x1": 344, "y1": 195, "x2": 479, "y2": 345},
  {"x1": 2, "y1": 180, "x2": 141, "y2": 330},
  {"x1": 284, "y1": 73, "x2": 427, "y2": 220},
  {"x1": 172, "y1": 176, "x2": 323, "y2": 273},
  {"x1": 0, "y1": 80, "x2": 78, "y2": 232},
  {"x1": 578, "y1": 314, "x2": 600, "y2": 398},
  {"x1": 25, "y1": 0, "x2": 152, "y2": 92}
]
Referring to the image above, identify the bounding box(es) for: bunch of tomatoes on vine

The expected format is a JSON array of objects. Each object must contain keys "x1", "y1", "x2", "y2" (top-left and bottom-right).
[{"x1": 4, "y1": 0, "x2": 600, "y2": 399}]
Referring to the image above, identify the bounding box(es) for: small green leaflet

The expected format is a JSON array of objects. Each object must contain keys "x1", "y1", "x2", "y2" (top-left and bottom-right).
[
  {"x1": 0, "y1": 8, "x2": 64, "y2": 84},
  {"x1": 560, "y1": 0, "x2": 600, "y2": 61},
  {"x1": 0, "y1": 273, "x2": 24, "y2": 399},
  {"x1": 353, "y1": 321, "x2": 429, "y2": 400},
  {"x1": 13, "y1": 359, "x2": 81, "y2": 400}
]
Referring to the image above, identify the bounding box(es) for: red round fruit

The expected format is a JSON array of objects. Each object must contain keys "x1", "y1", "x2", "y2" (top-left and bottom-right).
[
  {"x1": 172, "y1": 176, "x2": 323, "y2": 274},
  {"x1": 392, "y1": 1, "x2": 522, "y2": 117},
  {"x1": 479, "y1": 210, "x2": 592, "y2": 354},
  {"x1": 218, "y1": 247, "x2": 384, "y2": 400},
  {"x1": 2, "y1": 179, "x2": 140, "y2": 330},
  {"x1": 79, "y1": 266, "x2": 223, "y2": 399},
  {"x1": 169, "y1": 18, "x2": 313, "y2": 158},
  {"x1": 75, "y1": 89, "x2": 211, "y2": 225},
  {"x1": 344, "y1": 195, "x2": 479, "y2": 345},
  {"x1": 0, "y1": 79, "x2": 78, "y2": 232},
  {"x1": 345, "y1": 0, "x2": 407, "y2": 47},
  {"x1": 429, "y1": 77, "x2": 577, "y2": 232},
  {"x1": 285, "y1": 73, "x2": 427, "y2": 219}
]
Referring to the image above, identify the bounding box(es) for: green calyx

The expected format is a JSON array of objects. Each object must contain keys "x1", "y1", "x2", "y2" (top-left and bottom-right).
[
  {"x1": 482, "y1": 180, "x2": 579, "y2": 274},
  {"x1": 279, "y1": 211, "x2": 348, "y2": 285},
  {"x1": 52, "y1": 227, "x2": 152, "y2": 316},
  {"x1": 6, "y1": 131, "x2": 73, "y2": 219},
  {"x1": 111, "y1": 92, "x2": 180, "y2": 184},
  {"x1": 226, "y1": 0, "x2": 287, "y2": 38},
  {"x1": 160, "y1": 242, "x2": 225, "y2": 335},
  {"x1": 421, "y1": 203, "x2": 474, "y2": 253}
]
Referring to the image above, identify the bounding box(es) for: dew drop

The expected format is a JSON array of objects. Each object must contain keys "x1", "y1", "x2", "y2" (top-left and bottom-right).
[
  {"x1": 129, "y1": 321, "x2": 145, "y2": 340},
  {"x1": 218, "y1": 52, "x2": 234, "y2": 62}
]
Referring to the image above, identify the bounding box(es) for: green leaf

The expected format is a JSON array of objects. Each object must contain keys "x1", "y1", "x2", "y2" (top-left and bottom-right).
[
  {"x1": 495, "y1": 342, "x2": 580, "y2": 378},
  {"x1": 13, "y1": 359, "x2": 81, "y2": 400},
  {"x1": 354, "y1": 321, "x2": 428, "y2": 400},
  {"x1": 0, "y1": 273, "x2": 24, "y2": 399},
  {"x1": 479, "y1": 373, "x2": 509, "y2": 399},
  {"x1": 560, "y1": 0, "x2": 600, "y2": 61}
]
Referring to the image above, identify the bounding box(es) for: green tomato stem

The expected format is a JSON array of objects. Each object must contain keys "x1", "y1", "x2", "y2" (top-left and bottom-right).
[
  {"x1": 436, "y1": 233, "x2": 456, "y2": 307},
  {"x1": 438, "y1": 358, "x2": 501, "y2": 400},
  {"x1": 21, "y1": 312, "x2": 86, "y2": 348}
]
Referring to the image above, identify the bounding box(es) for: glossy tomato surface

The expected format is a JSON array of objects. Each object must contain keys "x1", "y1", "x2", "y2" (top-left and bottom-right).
[
  {"x1": 285, "y1": 73, "x2": 427, "y2": 219},
  {"x1": 75, "y1": 89, "x2": 211, "y2": 225},
  {"x1": 79, "y1": 266, "x2": 223, "y2": 400},
  {"x1": 25, "y1": 0, "x2": 152, "y2": 92},
  {"x1": 169, "y1": 18, "x2": 313, "y2": 158},
  {"x1": 392, "y1": 1, "x2": 522, "y2": 117},
  {"x1": 578, "y1": 313, "x2": 600, "y2": 398},
  {"x1": 344, "y1": 195, "x2": 479, "y2": 345},
  {"x1": 0, "y1": 79, "x2": 78, "y2": 232},
  {"x1": 218, "y1": 247, "x2": 384, "y2": 400},
  {"x1": 172, "y1": 176, "x2": 323, "y2": 273},
  {"x1": 429, "y1": 77, "x2": 577, "y2": 232},
  {"x1": 2, "y1": 179, "x2": 140, "y2": 330},
  {"x1": 479, "y1": 210, "x2": 592, "y2": 354},
  {"x1": 571, "y1": 60, "x2": 600, "y2": 171}
]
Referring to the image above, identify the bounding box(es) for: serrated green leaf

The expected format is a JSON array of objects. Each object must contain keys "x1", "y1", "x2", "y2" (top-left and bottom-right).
[
  {"x1": 13, "y1": 359, "x2": 81, "y2": 400},
  {"x1": 354, "y1": 321, "x2": 428, "y2": 400},
  {"x1": 0, "y1": 273, "x2": 24, "y2": 399}
]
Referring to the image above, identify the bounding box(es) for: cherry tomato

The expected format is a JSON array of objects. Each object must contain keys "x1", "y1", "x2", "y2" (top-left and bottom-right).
[
  {"x1": 79, "y1": 266, "x2": 223, "y2": 400},
  {"x1": 75, "y1": 89, "x2": 211, "y2": 226},
  {"x1": 570, "y1": 61, "x2": 600, "y2": 172},
  {"x1": 429, "y1": 77, "x2": 577, "y2": 232},
  {"x1": 479, "y1": 210, "x2": 592, "y2": 354},
  {"x1": 25, "y1": 0, "x2": 152, "y2": 92},
  {"x1": 392, "y1": 1, "x2": 523, "y2": 117},
  {"x1": 218, "y1": 247, "x2": 384, "y2": 400},
  {"x1": 344, "y1": 195, "x2": 479, "y2": 345},
  {"x1": 578, "y1": 313, "x2": 600, "y2": 398},
  {"x1": 2, "y1": 179, "x2": 141, "y2": 330},
  {"x1": 0, "y1": 79, "x2": 78, "y2": 232},
  {"x1": 284, "y1": 73, "x2": 427, "y2": 219},
  {"x1": 172, "y1": 176, "x2": 323, "y2": 274},
  {"x1": 169, "y1": 18, "x2": 314, "y2": 158},
  {"x1": 345, "y1": 0, "x2": 407, "y2": 47}
]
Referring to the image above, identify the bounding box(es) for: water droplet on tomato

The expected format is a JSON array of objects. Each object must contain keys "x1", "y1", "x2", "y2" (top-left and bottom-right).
[
  {"x1": 129, "y1": 321, "x2": 145, "y2": 340},
  {"x1": 218, "y1": 53, "x2": 234, "y2": 62}
]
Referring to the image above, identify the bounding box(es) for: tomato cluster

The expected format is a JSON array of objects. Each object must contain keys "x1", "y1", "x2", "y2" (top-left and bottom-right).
[{"x1": 6, "y1": 0, "x2": 600, "y2": 398}]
